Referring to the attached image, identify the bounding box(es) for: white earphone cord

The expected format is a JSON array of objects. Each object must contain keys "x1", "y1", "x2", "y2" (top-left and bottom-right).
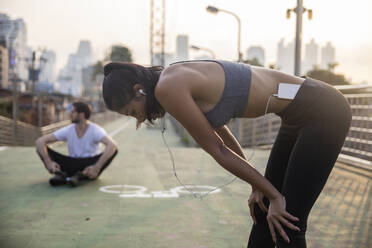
[{"x1": 161, "y1": 94, "x2": 273, "y2": 199}]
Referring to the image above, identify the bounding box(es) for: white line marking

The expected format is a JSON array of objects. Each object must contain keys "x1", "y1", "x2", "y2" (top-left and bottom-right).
[
  {"x1": 0, "y1": 146, "x2": 8, "y2": 152},
  {"x1": 109, "y1": 119, "x2": 134, "y2": 137}
]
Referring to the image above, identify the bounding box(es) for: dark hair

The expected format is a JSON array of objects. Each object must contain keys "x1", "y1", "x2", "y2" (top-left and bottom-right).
[
  {"x1": 102, "y1": 62, "x2": 165, "y2": 123},
  {"x1": 72, "y1": 102, "x2": 92, "y2": 119}
]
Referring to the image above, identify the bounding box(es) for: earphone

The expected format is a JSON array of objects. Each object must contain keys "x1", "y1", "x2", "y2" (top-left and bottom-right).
[{"x1": 139, "y1": 89, "x2": 147, "y2": 96}]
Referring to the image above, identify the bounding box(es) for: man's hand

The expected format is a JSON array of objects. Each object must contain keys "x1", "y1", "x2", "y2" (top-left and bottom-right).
[
  {"x1": 82, "y1": 165, "x2": 100, "y2": 179},
  {"x1": 46, "y1": 161, "x2": 61, "y2": 174}
]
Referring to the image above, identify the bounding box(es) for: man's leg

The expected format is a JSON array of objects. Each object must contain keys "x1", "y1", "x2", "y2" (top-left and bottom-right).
[
  {"x1": 39, "y1": 147, "x2": 118, "y2": 186},
  {"x1": 67, "y1": 149, "x2": 118, "y2": 186},
  {"x1": 36, "y1": 148, "x2": 69, "y2": 186}
]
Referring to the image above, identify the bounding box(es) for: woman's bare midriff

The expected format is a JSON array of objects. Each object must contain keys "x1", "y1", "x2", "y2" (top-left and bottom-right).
[{"x1": 243, "y1": 66, "x2": 305, "y2": 118}]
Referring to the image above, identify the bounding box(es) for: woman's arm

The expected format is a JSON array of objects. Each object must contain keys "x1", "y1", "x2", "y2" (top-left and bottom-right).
[
  {"x1": 156, "y1": 78, "x2": 300, "y2": 243},
  {"x1": 156, "y1": 81, "x2": 279, "y2": 199},
  {"x1": 215, "y1": 126, "x2": 246, "y2": 160}
]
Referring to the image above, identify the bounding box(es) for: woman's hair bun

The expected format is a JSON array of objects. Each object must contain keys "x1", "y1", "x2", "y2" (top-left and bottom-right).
[{"x1": 104, "y1": 62, "x2": 123, "y2": 77}]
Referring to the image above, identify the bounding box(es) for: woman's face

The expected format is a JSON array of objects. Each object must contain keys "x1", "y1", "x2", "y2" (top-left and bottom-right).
[{"x1": 118, "y1": 97, "x2": 147, "y2": 129}]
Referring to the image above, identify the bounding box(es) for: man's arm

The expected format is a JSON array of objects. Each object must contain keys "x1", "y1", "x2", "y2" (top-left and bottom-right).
[
  {"x1": 95, "y1": 135, "x2": 117, "y2": 170},
  {"x1": 82, "y1": 135, "x2": 117, "y2": 179},
  {"x1": 35, "y1": 133, "x2": 60, "y2": 173}
]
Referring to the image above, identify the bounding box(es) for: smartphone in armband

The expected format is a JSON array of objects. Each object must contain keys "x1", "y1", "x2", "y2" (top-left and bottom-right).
[{"x1": 275, "y1": 83, "x2": 301, "y2": 100}]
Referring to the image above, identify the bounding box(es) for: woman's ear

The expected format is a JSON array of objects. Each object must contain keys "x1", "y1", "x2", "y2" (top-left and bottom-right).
[{"x1": 133, "y1": 84, "x2": 145, "y2": 97}]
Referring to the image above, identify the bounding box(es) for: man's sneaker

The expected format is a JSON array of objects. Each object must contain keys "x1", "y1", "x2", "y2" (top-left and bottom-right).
[
  {"x1": 49, "y1": 171, "x2": 67, "y2": 186},
  {"x1": 67, "y1": 172, "x2": 84, "y2": 187}
]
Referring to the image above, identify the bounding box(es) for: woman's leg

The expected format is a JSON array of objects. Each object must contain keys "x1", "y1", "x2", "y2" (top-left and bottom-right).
[
  {"x1": 247, "y1": 123, "x2": 299, "y2": 248},
  {"x1": 275, "y1": 108, "x2": 351, "y2": 248},
  {"x1": 249, "y1": 78, "x2": 351, "y2": 248}
]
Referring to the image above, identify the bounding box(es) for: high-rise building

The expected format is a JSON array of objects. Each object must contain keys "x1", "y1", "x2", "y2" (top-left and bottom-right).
[
  {"x1": 76, "y1": 40, "x2": 92, "y2": 67},
  {"x1": 321, "y1": 42, "x2": 336, "y2": 70},
  {"x1": 193, "y1": 54, "x2": 214, "y2": 60},
  {"x1": 303, "y1": 39, "x2": 319, "y2": 73},
  {"x1": 152, "y1": 53, "x2": 175, "y2": 67},
  {"x1": 0, "y1": 14, "x2": 29, "y2": 83},
  {"x1": 277, "y1": 38, "x2": 295, "y2": 74},
  {"x1": 57, "y1": 40, "x2": 92, "y2": 96},
  {"x1": 82, "y1": 65, "x2": 95, "y2": 97},
  {"x1": 0, "y1": 45, "x2": 9, "y2": 88},
  {"x1": 246, "y1": 46, "x2": 265, "y2": 66},
  {"x1": 0, "y1": 14, "x2": 13, "y2": 47},
  {"x1": 38, "y1": 50, "x2": 56, "y2": 83},
  {"x1": 176, "y1": 35, "x2": 188, "y2": 61}
]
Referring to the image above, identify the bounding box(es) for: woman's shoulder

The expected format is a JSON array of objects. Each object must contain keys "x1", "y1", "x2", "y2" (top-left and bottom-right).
[
  {"x1": 158, "y1": 62, "x2": 205, "y2": 87},
  {"x1": 160, "y1": 62, "x2": 184, "y2": 79}
]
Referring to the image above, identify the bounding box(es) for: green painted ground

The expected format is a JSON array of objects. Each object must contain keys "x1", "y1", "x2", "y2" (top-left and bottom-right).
[{"x1": 0, "y1": 117, "x2": 371, "y2": 248}]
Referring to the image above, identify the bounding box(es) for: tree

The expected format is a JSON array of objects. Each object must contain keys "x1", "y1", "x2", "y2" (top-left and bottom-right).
[
  {"x1": 107, "y1": 45, "x2": 133, "y2": 62},
  {"x1": 306, "y1": 64, "x2": 351, "y2": 85},
  {"x1": 92, "y1": 45, "x2": 133, "y2": 80},
  {"x1": 92, "y1": 61, "x2": 104, "y2": 80},
  {"x1": 243, "y1": 57, "x2": 263, "y2": 67}
]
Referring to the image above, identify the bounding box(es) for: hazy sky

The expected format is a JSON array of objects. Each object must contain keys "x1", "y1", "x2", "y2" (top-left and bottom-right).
[{"x1": 1, "y1": 0, "x2": 371, "y2": 83}]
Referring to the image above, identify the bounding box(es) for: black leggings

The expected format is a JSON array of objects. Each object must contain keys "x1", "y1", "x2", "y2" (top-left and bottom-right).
[
  {"x1": 247, "y1": 78, "x2": 352, "y2": 248},
  {"x1": 39, "y1": 147, "x2": 118, "y2": 177}
]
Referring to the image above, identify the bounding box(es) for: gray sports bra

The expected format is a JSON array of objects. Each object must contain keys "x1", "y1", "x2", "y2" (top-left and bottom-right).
[{"x1": 170, "y1": 60, "x2": 252, "y2": 128}]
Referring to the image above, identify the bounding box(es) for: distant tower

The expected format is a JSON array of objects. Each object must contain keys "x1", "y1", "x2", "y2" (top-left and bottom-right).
[
  {"x1": 0, "y1": 45, "x2": 9, "y2": 88},
  {"x1": 150, "y1": 0, "x2": 166, "y2": 66},
  {"x1": 303, "y1": 39, "x2": 319, "y2": 73},
  {"x1": 321, "y1": 42, "x2": 335, "y2": 70},
  {"x1": 76, "y1": 40, "x2": 92, "y2": 67},
  {"x1": 38, "y1": 50, "x2": 56, "y2": 83},
  {"x1": 176, "y1": 35, "x2": 188, "y2": 61},
  {"x1": 277, "y1": 38, "x2": 294, "y2": 74},
  {"x1": 246, "y1": 46, "x2": 265, "y2": 66},
  {"x1": 57, "y1": 40, "x2": 93, "y2": 96},
  {"x1": 0, "y1": 14, "x2": 29, "y2": 82}
]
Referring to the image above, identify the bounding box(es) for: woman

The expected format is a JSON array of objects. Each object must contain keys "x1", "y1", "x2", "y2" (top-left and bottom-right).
[{"x1": 102, "y1": 60, "x2": 351, "y2": 247}]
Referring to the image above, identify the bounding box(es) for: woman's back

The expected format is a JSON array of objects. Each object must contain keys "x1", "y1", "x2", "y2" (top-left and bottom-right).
[{"x1": 159, "y1": 60, "x2": 305, "y2": 122}]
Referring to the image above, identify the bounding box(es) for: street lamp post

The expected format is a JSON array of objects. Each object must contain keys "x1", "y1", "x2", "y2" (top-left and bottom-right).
[
  {"x1": 190, "y1": 45, "x2": 216, "y2": 59},
  {"x1": 206, "y1": 5, "x2": 242, "y2": 140},
  {"x1": 206, "y1": 5, "x2": 242, "y2": 62},
  {"x1": 287, "y1": 0, "x2": 313, "y2": 76}
]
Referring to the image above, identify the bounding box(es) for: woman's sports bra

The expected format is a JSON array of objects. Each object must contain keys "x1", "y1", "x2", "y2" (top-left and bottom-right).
[{"x1": 170, "y1": 60, "x2": 252, "y2": 128}]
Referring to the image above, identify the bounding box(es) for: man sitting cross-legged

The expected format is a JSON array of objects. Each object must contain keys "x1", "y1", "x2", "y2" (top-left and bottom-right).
[{"x1": 36, "y1": 102, "x2": 118, "y2": 187}]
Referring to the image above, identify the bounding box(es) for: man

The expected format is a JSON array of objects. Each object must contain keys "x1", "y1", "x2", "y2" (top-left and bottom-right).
[{"x1": 36, "y1": 102, "x2": 118, "y2": 187}]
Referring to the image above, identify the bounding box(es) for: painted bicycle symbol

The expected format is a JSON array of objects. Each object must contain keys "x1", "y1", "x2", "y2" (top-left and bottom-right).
[{"x1": 99, "y1": 185, "x2": 221, "y2": 198}]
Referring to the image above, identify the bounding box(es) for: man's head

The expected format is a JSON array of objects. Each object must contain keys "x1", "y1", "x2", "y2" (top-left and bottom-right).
[{"x1": 70, "y1": 102, "x2": 92, "y2": 123}]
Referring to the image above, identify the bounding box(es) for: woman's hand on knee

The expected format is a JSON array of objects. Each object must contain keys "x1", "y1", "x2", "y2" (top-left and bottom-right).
[
  {"x1": 248, "y1": 188, "x2": 268, "y2": 224},
  {"x1": 267, "y1": 196, "x2": 300, "y2": 244}
]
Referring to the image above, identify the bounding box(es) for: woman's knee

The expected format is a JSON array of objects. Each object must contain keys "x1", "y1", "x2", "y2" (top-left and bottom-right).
[{"x1": 277, "y1": 224, "x2": 307, "y2": 248}]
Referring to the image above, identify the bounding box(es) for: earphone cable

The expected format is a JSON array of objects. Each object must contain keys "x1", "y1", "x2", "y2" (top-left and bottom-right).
[
  {"x1": 161, "y1": 94, "x2": 273, "y2": 199},
  {"x1": 161, "y1": 119, "x2": 199, "y2": 198}
]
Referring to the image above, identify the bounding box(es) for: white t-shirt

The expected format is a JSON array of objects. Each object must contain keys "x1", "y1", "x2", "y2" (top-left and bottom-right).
[{"x1": 53, "y1": 123, "x2": 107, "y2": 158}]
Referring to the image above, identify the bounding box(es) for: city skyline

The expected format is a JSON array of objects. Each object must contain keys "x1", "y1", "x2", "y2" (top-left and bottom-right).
[{"x1": 1, "y1": 0, "x2": 371, "y2": 84}]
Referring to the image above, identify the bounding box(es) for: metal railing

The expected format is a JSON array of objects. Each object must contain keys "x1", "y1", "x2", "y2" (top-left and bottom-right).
[
  {"x1": 0, "y1": 111, "x2": 121, "y2": 146},
  {"x1": 237, "y1": 92, "x2": 372, "y2": 170}
]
